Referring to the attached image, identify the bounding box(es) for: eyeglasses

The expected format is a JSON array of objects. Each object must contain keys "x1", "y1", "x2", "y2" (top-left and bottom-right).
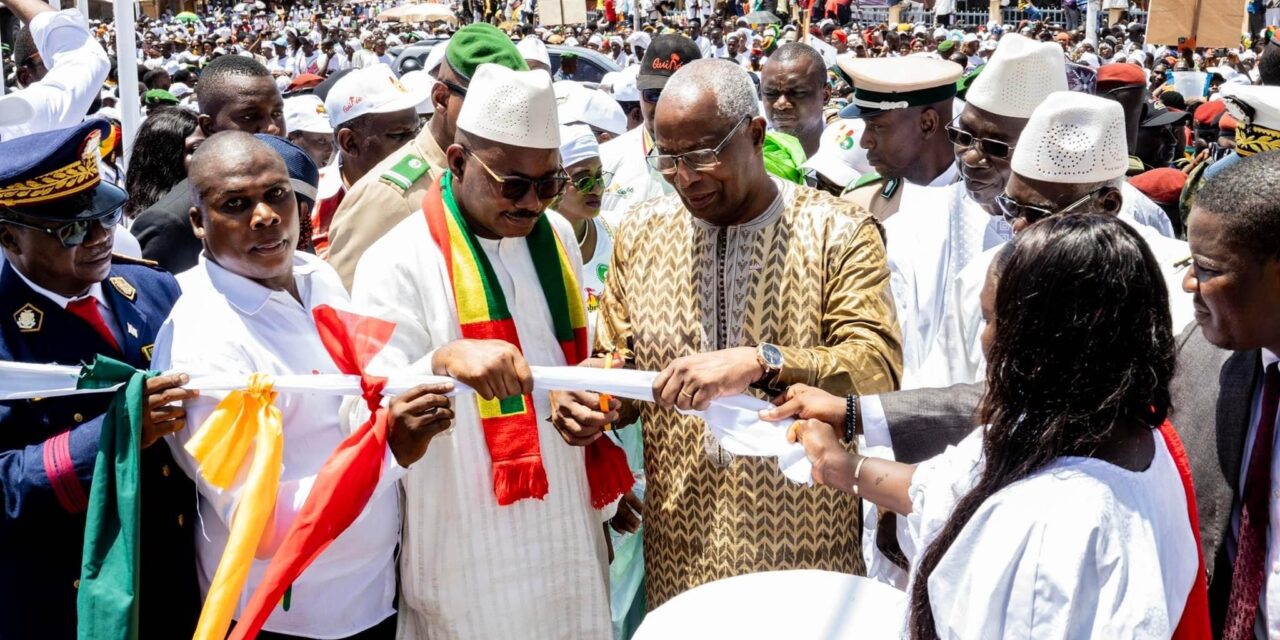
[
  {"x1": 464, "y1": 149, "x2": 569, "y2": 201},
  {"x1": 995, "y1": 188, "x2": 1100, "y2": 226},
  {"x1": 645, "y1": 116, "x2": 748, "y2": 176},
  {"x1": 1, "y1": 207, "x2": 123, "y2": 247},
  {"x1": 570, "y1": 170, "x2": 613, "y2": 193},
  {"x1": 441, "y1": 79, "x2": 467, "y2": 97},
  {"x1": 641, "y1": 88, "x2": 663, "y2": 104},
  {"x1": 946, "y1": 117, "x2": 1015, "y2": 159}
]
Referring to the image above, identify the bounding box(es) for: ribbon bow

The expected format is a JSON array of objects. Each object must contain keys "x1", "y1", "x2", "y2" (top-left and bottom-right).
[
  {"x1": 186, "y1": 374, "x2": 283, "y2": 640},
  {"x1": 229, "y1": 305, "x2": 396, "y2": 640}
]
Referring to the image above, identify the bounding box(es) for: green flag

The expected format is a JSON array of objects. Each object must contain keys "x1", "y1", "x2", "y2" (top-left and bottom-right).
[{"x1": 75, "y1": 356, "x2": 154, "y2": 640}]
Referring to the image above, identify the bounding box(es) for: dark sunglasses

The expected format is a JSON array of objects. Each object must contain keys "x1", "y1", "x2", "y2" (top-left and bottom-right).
[
  {"x1": 994, "y1": 189, "x2": 1098, "y2": 226},
  {"x1": 442, "y1": 79, "x2": 468, "y2": 97},
  {"x1": 2, "y1": 207, "x2": 123, "y2": 247},
  {"x1": 946, "y1": 117, "x2": 1015, "y2": 159},
  {"x1": 465, "y1": 149, "x2": 569, "y2": 201},
  {"x1": 641, "y1": 88, "x2": 663, "y2": 104},
  {"x1": 570, "y1": 170, "x2": 613, "y2": 193}
]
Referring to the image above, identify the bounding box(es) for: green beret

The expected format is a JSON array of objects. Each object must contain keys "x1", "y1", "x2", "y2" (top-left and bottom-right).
[
  {"x1": 937, "y1": 39, "x2": 956, "y2": 55},
  {"x1": 956, "y1": 64, "x2": 983, "y2": 101},
  {"x1": 446, "y1": 23, "x2": 528, "y2": 80},
  {"x1": 561, "y1": 51, "x2": 578, "y2": 60},
  {"x1": 143, "y1": 89, "x2": 180, "y2": 105}
]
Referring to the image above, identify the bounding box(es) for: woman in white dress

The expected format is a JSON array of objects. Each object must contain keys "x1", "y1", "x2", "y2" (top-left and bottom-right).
[
  {"x1": 787, "y1": 215, "x2": 1208, "y2": 639},
  {"x1": 551, "y1": 124, "x2": 647, "y2": 638}
]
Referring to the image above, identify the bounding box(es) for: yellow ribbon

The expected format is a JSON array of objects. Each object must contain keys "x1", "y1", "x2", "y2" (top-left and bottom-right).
[{"x1": 185, "y1": 374, "x2": 284, "y2": 640}]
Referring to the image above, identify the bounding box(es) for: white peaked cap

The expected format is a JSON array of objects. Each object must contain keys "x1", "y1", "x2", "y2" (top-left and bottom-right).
[
  {"x1": 457, "y1": 63, "x2": 560, "y2": 149},
  {"x1": 518, "y1": 36, "x2": 551, "y2": 68},
  {"x1": 966, "y1": 34, "x2": 1068, "y2": 119},
  {"x1": 1012, "y1": 91, "x2": 1128, "y2": 184}
]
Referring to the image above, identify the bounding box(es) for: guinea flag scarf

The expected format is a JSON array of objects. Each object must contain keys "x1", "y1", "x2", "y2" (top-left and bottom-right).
[{"x1": 424, "y1": 171, "x2": 632, "y2": 508}]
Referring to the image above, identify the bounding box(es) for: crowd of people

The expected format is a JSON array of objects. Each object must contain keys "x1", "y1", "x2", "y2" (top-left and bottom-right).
[{"x1": 2, "y1": 0, "x2": 1280, "y2": 637}]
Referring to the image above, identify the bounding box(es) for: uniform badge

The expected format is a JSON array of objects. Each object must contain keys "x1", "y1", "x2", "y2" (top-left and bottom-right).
[
  {"x1": 126, "y1": 323, "x2": 139, "y2": 338},
  {"x1": 141, "y1": 344, "x2": 155, "y2": 362},
  {"x1": 109, "y1": 276, "x2": 137, "y2": 301},
  {"x1": 13, "y1": 303, "x2": 43, "y2": 332}
]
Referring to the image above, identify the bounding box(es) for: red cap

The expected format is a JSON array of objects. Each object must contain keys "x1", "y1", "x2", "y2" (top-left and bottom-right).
[
  {"x1": 1129, "y1": 168, "x2": 1187, "y2": 205},
  {"x1": 1097, "y1": 63, "x2": 1146, "y2": 88},
  {"x1": 832, "y1": 29, "x2": 847, "y2": 45},
  {"x1": 1218, "y1": 114, "x2": 1238, "y2": 131},
  {"x1": 288, "y1": 73, "x2": 324, "y2": 92},
  {"x1": 1193, "y1": 99, "x2": 1227, "y2": 126}
]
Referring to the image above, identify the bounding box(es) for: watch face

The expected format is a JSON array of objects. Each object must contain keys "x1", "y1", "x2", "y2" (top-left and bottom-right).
[{"x1": 761, "y1": 343, "x2": 784, "y2": 369}]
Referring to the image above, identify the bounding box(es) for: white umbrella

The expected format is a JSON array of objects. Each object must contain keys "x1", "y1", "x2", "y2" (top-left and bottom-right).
[{"x1": 377, "y1": 3, "x2": 458, "y2": 24}]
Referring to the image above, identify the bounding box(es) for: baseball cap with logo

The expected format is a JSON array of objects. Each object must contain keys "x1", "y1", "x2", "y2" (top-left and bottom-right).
[
  {"x1": 285, "y1": 95, "x2": 335, "y2": 135},
  {"x1": 324, "y1": 63, "x2": 430, "y2": 129},
  {"x1": 637, "y1": 35, "x2": 702, "y2": 91}
]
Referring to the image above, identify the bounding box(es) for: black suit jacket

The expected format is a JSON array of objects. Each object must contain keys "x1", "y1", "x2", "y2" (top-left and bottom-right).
[
  {"x1": 880, "y1": 323, "x2": 1259, "y2": 634},
  {"x1": 131, "y1": 179, "x2": 201, "y2": 274}
]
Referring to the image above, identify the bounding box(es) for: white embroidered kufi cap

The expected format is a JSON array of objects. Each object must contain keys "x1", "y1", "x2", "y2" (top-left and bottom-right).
[
  {"x1": 457, "y1": 63, "x2": 561, "y2": 149},
  {"x1": 965, "y1": 34, "x2": 1068, "y2": 119},
  {"x1": 1011, "y1": 91, "x2": 1128, "y2": 184}
]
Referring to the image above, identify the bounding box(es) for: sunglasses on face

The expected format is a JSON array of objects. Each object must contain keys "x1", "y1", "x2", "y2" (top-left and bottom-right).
[
  {"x1": 465, "y1": 149, "x2": 569, "y2": 201},
  {"x1": 2, "y1": 207, "x2": 123, "y2": 247},
  {"x1": 995, "y1": 189, "x2": 1099, "y2": 226},
  {"x1": 641, "y1": 88, "x2": 663, "y2": 104},
  {"x1": 946, "y1": 117, "x2": 1015, "y2": 159},
  {"x1": 570, "y1": 170, "x2": 613, "y2": 193},
  {"x1": 646, "y1": 116, "x2": 748, "y2": 176},
  {"x1": 441, "y1": 78, "x2": 467, "y2": 97}
]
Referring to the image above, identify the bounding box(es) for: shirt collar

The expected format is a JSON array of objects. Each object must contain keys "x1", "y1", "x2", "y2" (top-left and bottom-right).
[
  {"x1": 10, "y1": 264, "x2": 109, "y2": 311},
  {"x1": 200, "y1": 251, "x2": 317, "y2": 316},
  {"x1": 1263, "y1": 349, "x2": 1279, "y2": 370}
]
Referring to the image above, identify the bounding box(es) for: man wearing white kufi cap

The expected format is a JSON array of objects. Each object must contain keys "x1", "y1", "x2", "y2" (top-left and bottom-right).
[
  {"x1": 941, "y1": 92, "x2": 1195, "y2": 384},
  {"x1": 883, "y1": 34, "x2": 1063, "y2": 391},
  {"x1": 351, "y1": 63, "x2": 617, "y2": 640},
  {"x1": 517, "y1": 35, "x2": 552, "y2": 72}
]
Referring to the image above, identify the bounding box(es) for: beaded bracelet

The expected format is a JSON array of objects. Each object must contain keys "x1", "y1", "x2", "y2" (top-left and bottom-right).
[{"x1": 842, "y1": 394, "x2": 857, "y2": 444}]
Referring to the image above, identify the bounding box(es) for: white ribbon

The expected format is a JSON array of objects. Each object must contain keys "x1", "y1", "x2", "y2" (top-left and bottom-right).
[{"x1": 0, "y1": 361, "x2": 812, "y2": 484}]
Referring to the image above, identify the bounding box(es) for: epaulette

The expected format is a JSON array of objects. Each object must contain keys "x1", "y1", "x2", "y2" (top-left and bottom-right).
[
  {"x1": 110, "y1": 253, "x2": 163, "y2": 269},
  {"x1": 379, "y1": 153, "x2": 432, "y2": 193}
]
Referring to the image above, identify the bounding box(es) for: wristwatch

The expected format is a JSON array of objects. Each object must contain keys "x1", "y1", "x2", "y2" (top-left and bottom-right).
[{"x1": 755, "y1": 343, "x2": 784, "y2": 388}]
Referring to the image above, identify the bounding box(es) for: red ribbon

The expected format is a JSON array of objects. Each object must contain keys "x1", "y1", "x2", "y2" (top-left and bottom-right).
[
  {"x1": 229, "y1": 305, "x2": 395, "y2": 640},
  {"x1": 1159, "y1": 421, "x2": 1212, "y2": 640}
]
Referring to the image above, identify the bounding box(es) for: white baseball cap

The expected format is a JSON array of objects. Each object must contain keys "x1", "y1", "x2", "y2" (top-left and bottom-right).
[
  {"x1": 458, "y1": 63, "x2": 560, "y2": 149},
  {"x1": 1012, "y1": 91, "x2": 1128, "y2": 184},
  {"x1": 601, "y1": 67, "x2": 640, "y2": 102},
  {"x1": 558, "y1": 87, "x2": 627, "y2": 135},
  {"x1": 965, "y1": 34, "x2": 1068, "y2": 119},
  {"x1": 803, "y1": 119, "x2": 872, "y2": 188},
  {"x1": 285, "y1": 95, "x2": 335, "y2": 134},
  {"x1": 323, "y1": 63, "x2": 429, "y2": 128},
  {"x1": 398, "y1": 70, "x2": 437, "y2": 115}
]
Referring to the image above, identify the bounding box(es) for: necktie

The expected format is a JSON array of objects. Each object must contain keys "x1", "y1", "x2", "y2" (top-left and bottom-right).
[
  {"x1": 66, "y1": 297, "x2": 121, "y2": 354},
  {"x1": 1223, "y1": 363, "x2": 1280, "y2": 640}
]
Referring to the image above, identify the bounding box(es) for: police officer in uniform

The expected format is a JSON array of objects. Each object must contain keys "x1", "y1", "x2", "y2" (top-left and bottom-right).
[
  {"x1": 325, "y1": 24, "x2": 529, "y2": 289},
  {"x1": 835, "y1": 56, "x2": 964, "y2": 221},
  {"x1": 0, "y1": 120, "x2": 200, "y2": 638}
]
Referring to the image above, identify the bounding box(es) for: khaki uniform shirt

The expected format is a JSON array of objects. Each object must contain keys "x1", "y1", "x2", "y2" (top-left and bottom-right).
[{"x1": 326, "y1": 126, "x2": 448, "y2": 289}]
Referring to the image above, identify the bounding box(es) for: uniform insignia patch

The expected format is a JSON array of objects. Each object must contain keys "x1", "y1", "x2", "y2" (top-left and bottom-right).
[
  {"x1": 14, "y1": 303, "x2": 43, "y2": 332},
  {"x1": 141, "y1": 344, "x2": 155, "y2": 362},
  {"x1": 127, "y1": 323, "x2": 139, "y2": 338},
  {"x1": 109, "y1": 276, "x2": 137, "y2": 301}
]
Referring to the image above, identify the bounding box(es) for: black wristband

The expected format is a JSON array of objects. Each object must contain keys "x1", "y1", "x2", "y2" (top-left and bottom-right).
[{"x1": 843, "y1": 394, "x2": 856, "y2": 444}]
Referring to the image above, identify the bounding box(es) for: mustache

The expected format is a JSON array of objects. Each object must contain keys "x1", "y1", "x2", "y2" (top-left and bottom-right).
[{"x1": 502, "y1": 209, "x2": 542, "y2": 219}]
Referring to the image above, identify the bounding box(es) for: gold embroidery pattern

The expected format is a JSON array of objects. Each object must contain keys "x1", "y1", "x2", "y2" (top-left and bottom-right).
[{"x1": 0, "y1": 131, "x2": 103, "y2": 207}]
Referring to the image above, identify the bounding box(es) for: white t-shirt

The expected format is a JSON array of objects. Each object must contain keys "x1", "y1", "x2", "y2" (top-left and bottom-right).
[{"x1": 907, "y1": 427, "x2": 1199, "y2": 638}]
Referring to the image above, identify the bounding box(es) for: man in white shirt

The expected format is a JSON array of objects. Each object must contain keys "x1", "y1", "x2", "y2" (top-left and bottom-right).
[
  {"x1": 351, "y1": 64, "x2": 616, "y2": 640},
  {"x1": 157, "y1": 131, "x2": 452, "y2": 639},
  {"x1": 599, "y1": 35, "x2": 701, "y2": 222},
  {"x1": 0, "y1": 0, "x2": 109, "y2": 141}
]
